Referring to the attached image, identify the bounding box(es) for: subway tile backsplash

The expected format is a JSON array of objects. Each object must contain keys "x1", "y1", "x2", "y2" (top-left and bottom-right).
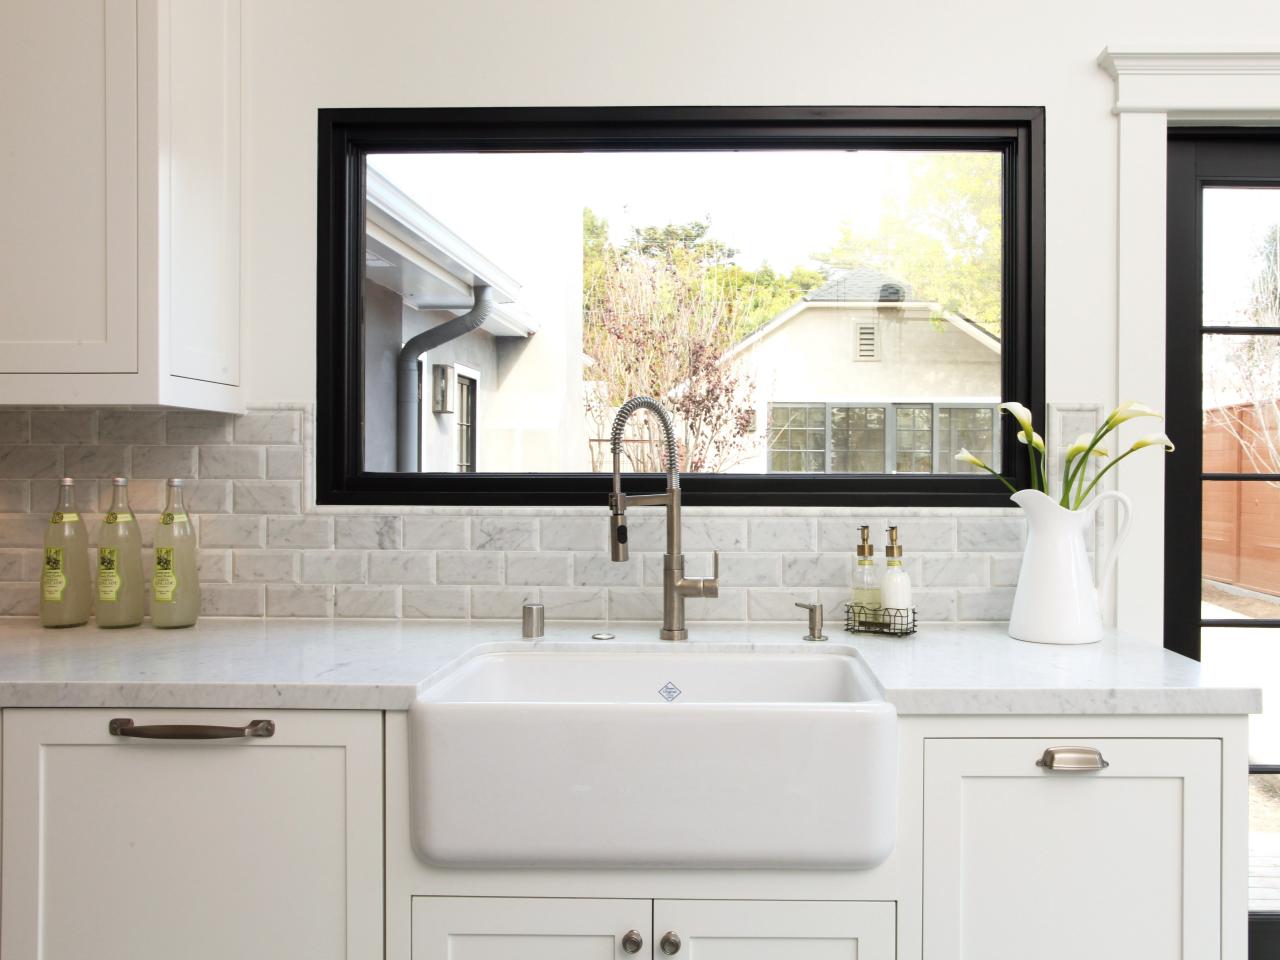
[{"x1": 0, "y1": 405, "x2": 1026, "y2": 621}]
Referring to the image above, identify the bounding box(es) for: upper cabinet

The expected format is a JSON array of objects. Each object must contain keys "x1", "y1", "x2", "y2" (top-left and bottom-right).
[{"x1": 0, "y1": 0, "x2": 243, "y2": 412}]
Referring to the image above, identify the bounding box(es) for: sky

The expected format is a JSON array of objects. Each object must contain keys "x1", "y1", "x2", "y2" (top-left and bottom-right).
[
  {"x1": 369, "y1": 149, "x2": 950, "y2": 276},
  {"x1": 1202, "y1": 187, "x2": 1280, "y2": 326}
]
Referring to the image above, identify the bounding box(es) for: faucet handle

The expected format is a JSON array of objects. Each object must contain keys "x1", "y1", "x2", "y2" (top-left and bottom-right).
[{"x1": 795, "y1": 602, "x2": 827, "y2": 642}]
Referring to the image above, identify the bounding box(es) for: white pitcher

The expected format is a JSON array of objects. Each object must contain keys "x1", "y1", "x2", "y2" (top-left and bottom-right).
[{"x1": 1008, "y1": 488, "x2": 1132, "y2": 645}]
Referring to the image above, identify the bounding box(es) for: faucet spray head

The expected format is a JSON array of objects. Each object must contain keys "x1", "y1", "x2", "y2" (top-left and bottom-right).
[{"x1": 610, "y1": 510, "x2": 629, "y2": 562}]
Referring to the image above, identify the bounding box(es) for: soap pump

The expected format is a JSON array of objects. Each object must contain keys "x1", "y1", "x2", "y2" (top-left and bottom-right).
[
  {"x1": 881, "y1": 525, "x2": 913, "y2": 612},
  {"x1": 852, "y1": 525, "x2": 881, "y2": 610}
]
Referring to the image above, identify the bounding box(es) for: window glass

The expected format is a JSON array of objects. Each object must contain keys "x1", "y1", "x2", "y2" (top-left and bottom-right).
[
  {"x1": 938, "y1": 406, "x2": 997, "y2": 474},
  {"x1": 894, "y1": 405, "x2": 933, "y2": 473},
  {"x1": 831, "y1": 406, "x2": 886, "y2": 473},
  {"x1": 768, "y1": 405, "x2": 826, "y2": 473}
]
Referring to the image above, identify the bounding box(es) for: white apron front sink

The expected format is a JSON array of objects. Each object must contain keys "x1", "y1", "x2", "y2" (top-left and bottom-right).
[{"x1": 408, "y1": 644, "x2": 897, "y2": 869}]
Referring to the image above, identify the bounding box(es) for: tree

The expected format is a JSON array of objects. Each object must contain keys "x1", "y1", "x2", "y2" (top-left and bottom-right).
[
  {"x1": 813, "y1": 152, "x2": 1003, "y2": 335},
  {"x1": 583, "y1": 211, "x2": 802, "y2": 472},
  {"x1": 1205, "y1": 224, "x2": 1280, "y2": 487}
]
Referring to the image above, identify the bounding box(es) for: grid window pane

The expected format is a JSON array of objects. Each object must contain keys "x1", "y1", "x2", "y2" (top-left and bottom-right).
[
  {"x1": 831, "y1": 406, "x2": 886, "y2": 474},
  {"x1": 768, "y1": 405, "x2": 826, "y2": 473},
  {"x1": 895, "y1": 405, "x2": 933, "y2": 473},
  {"x1": 938, "y1": 406, "x2": 997, "y2": 474}
]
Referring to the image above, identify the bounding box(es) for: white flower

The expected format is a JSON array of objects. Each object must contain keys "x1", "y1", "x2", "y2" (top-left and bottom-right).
[
  {"x1": 999, "y1": 401, "x2": 1035, "y2": 434},
  {"x1": 1105, "y1": 401, "x2": 1163, "y2": 426},
  {"x1": 1016, "y1": 431, "x2": 1046, "y2": 453},
  {"x1": 1065, "y1": 433, "x2": 1108, "y2": 460},
  {"x1": 955, "y1": 448, "x2": 989, "y2": 470},
  {"x1": 1128, "y1": 433, "x2": 1175, "y2": 453}
]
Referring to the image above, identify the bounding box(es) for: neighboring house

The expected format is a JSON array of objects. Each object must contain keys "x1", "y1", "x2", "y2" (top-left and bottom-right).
[
  {"x1": 362, "y1": 169, "x2": 538, "y2": 473},
  {"x1": 725, "y1": 268, "x2": 1002, "y2": 474}
]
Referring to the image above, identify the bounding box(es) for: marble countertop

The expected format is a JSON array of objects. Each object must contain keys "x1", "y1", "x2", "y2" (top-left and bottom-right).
[{"x1": 0, "y1": 618, "x2": 1259, "y2": 715}]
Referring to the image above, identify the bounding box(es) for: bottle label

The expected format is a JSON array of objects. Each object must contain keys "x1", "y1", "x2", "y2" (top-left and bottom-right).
[
  {"x1": 42, "y1": 547, "x2": 66, "y2": 601},
  {"x1": 104, "y1": 512, "x2": 132, "y2": 525},
  {"x1": 50, "y1": 511, "x2": 79, "y2": 525},
  {"x1": 153, "y1": 547, "x2": 177, "y2": 603},
  {"x1": 97, "y1": 548, "x2": 120, "y2": 602},
  {"x1": 160, "y1": 512, "x2": 188, "y2": 526}
]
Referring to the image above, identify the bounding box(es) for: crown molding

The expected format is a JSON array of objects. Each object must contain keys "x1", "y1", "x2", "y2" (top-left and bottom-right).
[{"x1": 1099, "y1": 45, "x2": 1280, "y2": 117}]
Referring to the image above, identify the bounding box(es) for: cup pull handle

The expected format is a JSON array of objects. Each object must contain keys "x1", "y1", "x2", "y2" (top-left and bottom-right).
[
  {"x1": 1036, "y1": 745, "x2": 1108, "y2": 772},
  {"x1": 108, "y1": 718, "x2": 275, "y2": 740}
]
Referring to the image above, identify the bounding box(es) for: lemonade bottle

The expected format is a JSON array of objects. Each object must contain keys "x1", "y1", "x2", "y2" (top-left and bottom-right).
[
  {"x1": 96, "y1": 477, "x2": 143, "y2": 628},
  {"x1": 151, "y1": 479, "x2": 199, "y2": 628},
  {"x1": 40, "y1": 478, "x2": 91, "y2": 627}
]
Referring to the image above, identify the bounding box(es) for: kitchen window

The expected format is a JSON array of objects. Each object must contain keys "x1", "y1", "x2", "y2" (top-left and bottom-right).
[{"x1": 316, "y1": 106, "x2": 1044, "y2": 506}]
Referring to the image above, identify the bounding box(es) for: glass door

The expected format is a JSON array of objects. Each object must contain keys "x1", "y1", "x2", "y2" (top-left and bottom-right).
[{"x1": 1167, "y1": 132, "x2": 1280, "y2": 955}]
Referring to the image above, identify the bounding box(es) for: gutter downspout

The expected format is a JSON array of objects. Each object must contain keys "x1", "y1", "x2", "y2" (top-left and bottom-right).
[{"x1": 396, "y1": 286, "x2": 494, "y2": 471}]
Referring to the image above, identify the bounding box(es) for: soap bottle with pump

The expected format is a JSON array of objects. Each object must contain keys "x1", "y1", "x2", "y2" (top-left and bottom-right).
[
  {"x1": 881, "y1": 525, "x2": 913, "y2": 615},
  {"x1": 852, "y1": 525, "x2": 881, "y2": 612}
]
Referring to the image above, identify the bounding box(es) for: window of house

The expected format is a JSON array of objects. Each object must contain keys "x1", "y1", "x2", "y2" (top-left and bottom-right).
[{"x1": 317, "y1": 107, "x2": 1043, "y2": 506}]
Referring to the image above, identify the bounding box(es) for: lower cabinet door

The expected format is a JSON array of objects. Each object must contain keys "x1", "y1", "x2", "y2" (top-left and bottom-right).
[
  {"x1": 412, "y1": 897, "x2": 652, "y2": 960},
  {"x1": 923, "y1": 738, "x2": 1221, "y2": 960},
  {"x1": 652, "y1": 899, "x2": 896, "y2": 959},
  {"x1": 0, "y1": 708, "x2": 382, "y2": 960}
]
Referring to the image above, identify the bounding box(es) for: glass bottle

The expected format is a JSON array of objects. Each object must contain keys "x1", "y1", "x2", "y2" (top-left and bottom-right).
[
  {"x1": 852, "y1": 524, "x2": 882, "y2": 611},
  {"x1": 40, "y1": 478, "x2": 91, "y2": 627},
  {"x1": 96, "y1": 477, "x2": 143, "y2": 628},
  {"x1": 881, "y1": 525, "x2": 913, "y2": 612},
  {"x1": 151, "y1": 479, "x2": 200, "y2": 628}
]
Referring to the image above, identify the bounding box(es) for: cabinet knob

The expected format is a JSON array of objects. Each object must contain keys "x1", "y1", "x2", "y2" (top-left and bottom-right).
[
  {"x1": 621, "y1": 930, "x2": 644, "y2": 954},
  {"x1": 660, "y1": 931, "x2": 682, "y2": 956},
  {"x1": 1036, "y1": 745, "x2": 1108, "y2": 772}
]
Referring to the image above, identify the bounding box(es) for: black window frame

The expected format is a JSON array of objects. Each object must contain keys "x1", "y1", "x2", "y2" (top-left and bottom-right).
[{"x1": 317, "y1": 106, "x2": 1045, "y2": 507}]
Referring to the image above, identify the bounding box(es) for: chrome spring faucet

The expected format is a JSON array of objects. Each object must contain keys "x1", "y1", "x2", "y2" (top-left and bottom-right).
[{"x1": 608, "y1": 397, "x2": 719, "y2": 641}]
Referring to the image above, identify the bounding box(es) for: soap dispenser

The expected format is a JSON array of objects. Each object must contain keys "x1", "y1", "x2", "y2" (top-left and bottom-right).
[
  {"x1": 852, "y1": 525, "x2": 881, "y2": 610},
  {"x1": 881, "y1": 525, "x2": 913, "y2": 612}
]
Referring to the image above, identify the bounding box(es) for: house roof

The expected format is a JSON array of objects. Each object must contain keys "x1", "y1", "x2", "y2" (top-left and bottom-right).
[{"x1": 805, "y1": 268, "x2": 913, "y2": 303}]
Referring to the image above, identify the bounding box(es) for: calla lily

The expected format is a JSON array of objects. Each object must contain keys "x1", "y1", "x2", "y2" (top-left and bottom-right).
[
  {"x1": 999, "y1": 401, "x2": 1035, "y2": 434},
  {"x1": 1105, "y1": 401, "x2": 1163, "y2": 426},
  {"x1": 1065, "y1": 433, "x2": 1108, "y2": 461},
  {"x1": 955, "y1": 448, "x2": 990, "y2": 470},
  {"x1": 1016, "y1": 431, "x2": 1046, "y2": 453},
  {"x1": 1128, "y1": 433, "x2": 1175, "y2": 453}
]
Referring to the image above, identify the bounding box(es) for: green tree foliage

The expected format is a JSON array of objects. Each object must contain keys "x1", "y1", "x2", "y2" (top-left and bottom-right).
[{"x1": 813, "y1": 152, "x2": 1003, "y2": 336}]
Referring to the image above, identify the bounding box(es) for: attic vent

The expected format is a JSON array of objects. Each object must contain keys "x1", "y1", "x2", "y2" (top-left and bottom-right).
[
  {"x1": 878, "y1": 282, "x2": 905, "y2": 302},
  {"x1": 855, "y1": 320, "x2": 880, "y2": 361}
]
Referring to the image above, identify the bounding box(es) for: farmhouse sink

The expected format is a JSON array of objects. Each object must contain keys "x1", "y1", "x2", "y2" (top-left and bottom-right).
[{"x1": 408, "y1": 644, "x2": 897, "y2": 869}]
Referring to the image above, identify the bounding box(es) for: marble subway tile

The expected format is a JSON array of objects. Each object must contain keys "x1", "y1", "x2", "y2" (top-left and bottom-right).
[
  {"x1": 782, "y1": 553, "x2": 852, "y2": 587},
  {"x1": 0, "y1": 411, "x2": 31, "y2": 444},
  {"x1": 167, "y1": 412, "x2": 233, "y2": 444},
  {"x1": 0, "y1": 480, "x2": 28, "y2": 512},
  {"x1": 368, "y1": 550, "x2": 435, "y2": 584},
  {"x1": 0, "y1": 516, "x2": 49, "y2": 547},
  {"x1": 266, "y1": 584, "x2": 334, "y2": 618},
  {"x1": 233, "y1": 411, "x2": 301, "y2": 444},
  {"x1": 403, "y1": 516, "x2": 468, "y2": 550},
  {"x1": 32, "y1": 479, "x2": 97, "y2": 514},
  {"x1": 30, "y1": 410, "x2": 96, "y2": 444},
  {"x1": 0, "y1": 550, "x2": 29, "y2": 581},
  {"x1": 266, "y1": 446, "x2": 305, "y2": 479},
  {"x1": 0, "y1": 583, "x2": 39, "y2": 616},
  {"x1": 97, "y1": 478, "x2": 164, "y2": 513},
  {"x1": 540, "y1": 587, "x2": 607, "y2": 620},
  {"x1": 957, "y1": 517, "x2": 1025, "y2": 552},
  {"x1": 957, "y1": 587, "x2": 1016, "y2": 621},
  {"x1": 621, "y1": 515, "x2": 666, "y2": 552},
  {"x1": 335, "y1": 586, "x2": 399, "y2": 618},
  {"x1": 403, "y1": 586, "x2": 469, "y2": 619},
  {"x1": 506, "y1": 551, "x2": 571, "y2": 586},
  {"x1": 99, "y1": 410, "x2": 165, "y2": 444},
  {"x1": 232, "y1": 481, "x2": 300, "y2": 514},
  {"x1": 200, "y1": 583, "x2": 266, "y2": 617},
  {"x1": 470, "y1": 586, "x2": 537, "y2": 619},
  {"x1": 573, "y1": 551, "x2": 641, "y2": 587},
  {"x1": 233, "y1": 550, "x2": 299, "y2": 583},
  {"x1": 685, "y1": 589, "x2": 747, "y2": 621},
  {"x1": 914, "y1": 589, "x2": 959, "y2": 622},
  {"x1": 197, "y1": 550, "x2": 232, "y2": 583},
  {"x1": 199, "y1": 445, "x2": 265, "y2": 479},
  {"x1": 472, "y1": 517, "x2": 537, "y2": 551},
  {"x1": 184, "y1": 480, "x2": 233, "y2": 515},
  {"x1": 607, "y1": 587, "x2": 663, "y2": 621},
  {"x1": 718, "y1": 553, "x2": 782, "y2": 587},
  {"x1": 267, "y1": 515, "x2": 332, "y2": 549},
  {"x1": 990, "y1": 555, "x2": 1023, "y2": 587},
  {"x1": 748, "y1": 518, "x2": 815, "y2": 552},
  {"x1": 63, "y1": 445, "x2": 128, "y2": 479},
  {"x1": 132, "y1": 444, "x2": 197, "y2": 479},
  {"x1": 335, "y1": 516, "x2": 401, "y2": 549},
  {"x1": 748, "y1": 587, "x2": 818, "y2": 621},
  {"x1": 538, "y1": 516, "x2": 607, "y2": 552},
  {"x1": 198, "y1": 515, "x2": 264, "y2": 548},
  {"x1": 435, "y1": 551, "x2": 500, "y2": 585},
  {"x1": 681, "y1": 518, "x2": 747, "y2": 552},
  {"x1": 0, "y1": 445, "x2": 61, "y2": 479},
  {"x1": 302, "y1": 550, "x2": 369, "y2": 584},
  {"x1": 921, "y1": 554, "x2": 990, "y2": 587}
]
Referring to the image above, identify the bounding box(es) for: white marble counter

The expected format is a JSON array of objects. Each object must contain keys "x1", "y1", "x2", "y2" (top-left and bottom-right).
[{"x1": 0, "y1": 618, "x2": 1258, "y2": 715}]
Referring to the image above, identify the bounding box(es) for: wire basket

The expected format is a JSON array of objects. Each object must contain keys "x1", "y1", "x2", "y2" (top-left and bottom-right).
[{"x1": 844, "y1": 603, "x2": 917, "y2": 637}]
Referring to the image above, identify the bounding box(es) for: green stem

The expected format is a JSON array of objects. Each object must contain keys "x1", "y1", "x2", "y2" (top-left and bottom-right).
[
  {"x1": 1024, "y1": 425, "x2": 1042, "y2": 492},
  {"x1": 981, "y1": 463, "x2": 1019, "y2": 494},
  {"x1": 1059, "y1": 451, "x2": 1080, "y2": 507},
  {"x1": 1073, "y1": 447, "x2": 1138, "y2": 509}
]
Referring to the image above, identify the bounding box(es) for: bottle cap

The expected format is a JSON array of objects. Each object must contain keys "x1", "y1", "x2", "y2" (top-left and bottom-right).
[
  {"x1": 856, "y1": 524, "x2": 875, "y2": 558},
  {"x1": 111, "y1": 477, "x2": 129, "y2": 487},
  {"x1": 167, "y1": 478, "x2": 185, "y2": 487},
  {"x1": 60, "y1": 477, "x2": 74, "y2": 486},
  {"x1": 885, "y1": 525, "x2": 903, "y2": 558}
]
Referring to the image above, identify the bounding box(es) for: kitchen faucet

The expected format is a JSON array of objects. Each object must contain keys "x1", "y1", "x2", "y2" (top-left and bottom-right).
[{"x1": 608, "y1": 397, "x2": 719, "y2": 641}]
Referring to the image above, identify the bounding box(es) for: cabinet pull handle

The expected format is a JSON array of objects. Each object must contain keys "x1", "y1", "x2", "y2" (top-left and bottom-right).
[
  {"x1": 621, "y1": 930, "x2": 644, "y2": 954},
  {"x1": 108, "y1": 718, "x2": 275, "y2": 740},
  {"x1": 659, "y1": 931, "x2": 682, "y2": 956},
  {"x1": 1036, "y1": 745, "x2": 1108, "y2": 772}
]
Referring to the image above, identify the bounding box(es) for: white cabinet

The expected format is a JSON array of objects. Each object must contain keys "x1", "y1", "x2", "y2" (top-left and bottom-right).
[
  {"x1": 0, "y1": 708, "x2": 382, "y2": 960},
  {"x1": 0, "y1": 0, "x2": 242, "y2": 411},
  {"x1": 923, "y1": 737, "x2": 1222, "y2": 960},
  {"x1": 412, "y1": 898, "x2": 896, "y2": 960}
]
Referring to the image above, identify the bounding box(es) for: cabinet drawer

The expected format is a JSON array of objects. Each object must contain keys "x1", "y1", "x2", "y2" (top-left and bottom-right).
[
  {"x1": 1, "y1": 708, "x2": 382, "y2": 960},
  {"x1": 923, "y1": 737, "x2": 1221, "y2": 960}
]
